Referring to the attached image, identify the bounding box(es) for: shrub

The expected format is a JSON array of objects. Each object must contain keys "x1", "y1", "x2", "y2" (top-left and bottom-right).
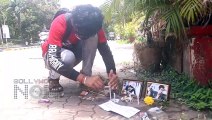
[{"x1": 160, "y1": 68, "x2": 212, "y2": 110}]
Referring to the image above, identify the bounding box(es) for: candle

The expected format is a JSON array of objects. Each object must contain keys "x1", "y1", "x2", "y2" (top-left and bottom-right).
[{"x1": 109, "y1": 87, "x2": 112, "y2": 100}]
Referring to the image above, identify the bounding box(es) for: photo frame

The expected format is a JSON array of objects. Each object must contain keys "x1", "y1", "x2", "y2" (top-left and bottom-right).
[
  {"x1": 121, "y1": 79, "x2": 144, "y2": 102},
  {"x1": 145, "y1": 81, "x2": 171, "y2": 101}
]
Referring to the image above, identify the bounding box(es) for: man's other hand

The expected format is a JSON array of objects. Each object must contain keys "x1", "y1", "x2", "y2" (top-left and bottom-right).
[
  {"x1": 84, "y1": 75, "x2": 104, "y2": 90},
  {"x1": 108, "y1": 69, "x2": 119, "y2": 90}
]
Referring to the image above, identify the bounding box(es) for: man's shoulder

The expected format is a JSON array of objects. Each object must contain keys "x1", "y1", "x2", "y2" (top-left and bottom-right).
[{"x1": 52, "y1": 14, "x2": 66, "y2": 24}]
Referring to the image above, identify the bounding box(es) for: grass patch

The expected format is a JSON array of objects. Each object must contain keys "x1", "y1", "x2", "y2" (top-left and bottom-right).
[{"x1": 160, "y1": 68, "x2": 212, "y2": 110}]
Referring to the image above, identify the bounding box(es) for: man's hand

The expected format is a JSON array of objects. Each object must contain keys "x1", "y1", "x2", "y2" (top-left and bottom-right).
[
  {"x1": 108, "y1": 69, "x2": 119, "y2": 89},
  {"x1": 84, "y1": 75, "x2": 104, "y2": 90}
]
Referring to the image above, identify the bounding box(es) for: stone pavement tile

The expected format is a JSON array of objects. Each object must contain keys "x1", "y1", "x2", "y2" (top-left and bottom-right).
[
  {"x1": 38, "y1": 102, "x2": 52, "y2": 108},
  {"x1": 64, "y1": 104, "x2": 95, "y2": 112},
  {"x1": 65, "y1": 96, "x2": 82, "y2": 106},
  {"x1": 5, "y1": 115, "x2": 30, "y2": 120},
  {"x1": 24, "y1": 99, "x2": 50, "y2": 109},
  {"x1": 58, "y1": 109, "x2": 77, "y2": 114},
  {"x1": 48, "y1": 96, "x2": 70, "y2": 102},
  {"x1": 92, "y1": 118, "x2": 106, "y2": 120},
  {"x1": 106, "y1": 115, "x2": 127, "y2": 120},
  {"x1": 1, "y1": 108, "x2": 30, "y2": 116},
  {"x1": 74, "y1": 117, "x2": 93, "y2": 120},
  {"x1": 43, "y1": 108, "x2": 75, "y2": 120},
  {"x1": 1, "y1": 99, "x2": 46, "y2": 119},
  {"x1": 74, "y1": 111, "x2": 94, "y2": 120},
  {"x1": 1, "y1": 110, "x2": 27, "y2": 120},
  {"x1": 62, "y1": 84, "x2": 82, "y2": 97},
  {"x1": 62, "y1": 106, "x2": 83, "y2": 114},
  {"x1": 80, "y1": 99, "x2": 97, "y2": 105},
  {"x1": 148, "y1": 110, "x2": 169, "y2": 120},
  {"x1": 0, "y1": 99, "x2": 28, "y2": 112},
  {"x1": 43, "y1": 115, "x2": 73, "y2": 120},
  {"x1": 63, "y1": 93, "x2": 74, "y2": 98},
  {"x1": 48, "y1": 101, "x2": 66, "y2": 108},
  {"x1": 18, "y1": 108, "x2": 45, "y2": 120},
  {"x1": 0, "y1": 112, "x2": 14, "y2": 120}
]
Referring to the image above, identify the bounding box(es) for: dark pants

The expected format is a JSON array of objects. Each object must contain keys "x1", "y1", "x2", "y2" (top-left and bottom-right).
[{"x1": 44, "y1": 35, "x2": 98, "y2": 79}]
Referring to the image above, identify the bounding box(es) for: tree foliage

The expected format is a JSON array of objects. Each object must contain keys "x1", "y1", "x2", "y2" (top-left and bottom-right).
[
  {"x1": 101, "y1": 0, "x2": 212, "y2": 43},
  {"x1": 0, "y1": 0, "x2": 59, "y2": 43},
  {"x1": 100, "y1": 0, "x2": 143, "y2": 39},
  {"x1": 113, "y1": 15, "x2": 144, "y2": 39}
]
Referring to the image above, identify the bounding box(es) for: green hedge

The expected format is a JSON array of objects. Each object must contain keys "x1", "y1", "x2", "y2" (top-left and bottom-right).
[{"x1": 159, "y1": 68, "x2": 212, "y2": 110}]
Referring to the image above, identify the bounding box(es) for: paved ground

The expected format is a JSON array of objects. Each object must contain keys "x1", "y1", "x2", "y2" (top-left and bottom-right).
[{"x1": 0, "y1": 41, "x2": 211, "y2": 120}]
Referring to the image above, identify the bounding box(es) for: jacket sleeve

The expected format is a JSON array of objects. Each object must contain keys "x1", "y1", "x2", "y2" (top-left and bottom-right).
[
  {"x1": 47, "y1": 14, "x2": 79, "y2": 80},
  {"x1": 97, "y1": 42, "x2": 116, "y2": 74}
]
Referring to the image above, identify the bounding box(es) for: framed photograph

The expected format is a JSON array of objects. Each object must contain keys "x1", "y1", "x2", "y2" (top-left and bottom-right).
[
  {"x1": 121, "y1": 79, "x2": 144, "y2": 102},
  {"x1": 145, "y1": 81, "x2": 171, "y2": 101}
]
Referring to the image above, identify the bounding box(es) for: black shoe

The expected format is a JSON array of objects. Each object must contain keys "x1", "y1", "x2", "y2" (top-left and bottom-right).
[{"x1": 48, "y1": 78, "x2": 63, "y2": 92}]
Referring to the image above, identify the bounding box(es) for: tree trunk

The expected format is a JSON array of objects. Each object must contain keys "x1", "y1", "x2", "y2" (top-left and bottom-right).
[{"x1": 134, "y1": 43, "x2": 162, "y2": 72}]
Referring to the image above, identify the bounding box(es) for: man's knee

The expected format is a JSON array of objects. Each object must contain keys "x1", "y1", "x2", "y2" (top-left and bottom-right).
[{"x1": 61, "y1": 49, "x2": 76, "y2": 68}]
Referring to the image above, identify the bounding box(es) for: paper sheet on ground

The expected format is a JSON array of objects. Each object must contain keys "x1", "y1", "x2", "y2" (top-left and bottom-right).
[{"x1": 99, "y1": 100, "x2": 140, "y2": 118}]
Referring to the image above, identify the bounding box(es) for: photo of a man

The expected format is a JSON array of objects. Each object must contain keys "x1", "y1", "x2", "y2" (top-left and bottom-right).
[
  {"x1": 146, "y1": 82, "x2": 169, "y2": 101},
  {"x1": 121, "y1": 80, "x2": 143, "y2": 100}
]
